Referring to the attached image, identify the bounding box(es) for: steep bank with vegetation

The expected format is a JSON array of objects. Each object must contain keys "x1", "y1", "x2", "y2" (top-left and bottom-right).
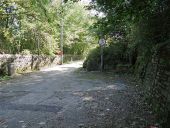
[{"x1": 84, "y1": 0, "x2": 170, "y2": 127}]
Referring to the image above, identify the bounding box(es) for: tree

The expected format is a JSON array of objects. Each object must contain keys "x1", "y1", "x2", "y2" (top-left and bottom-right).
[
  {"x1": 0, "y1": 0, "x2": 96, "y2": 55},
  {"x1": 63, "y1": 1, "x2": 97, "y2": 56}
]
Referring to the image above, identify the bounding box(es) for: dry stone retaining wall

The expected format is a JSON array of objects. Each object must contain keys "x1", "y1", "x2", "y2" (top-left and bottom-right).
[
  {"x1": 143, "y1": 44, "x2": 170, "y2": 127},
  {"x1": 0, "y1": 54, "x2": 61, "y2": 75}
]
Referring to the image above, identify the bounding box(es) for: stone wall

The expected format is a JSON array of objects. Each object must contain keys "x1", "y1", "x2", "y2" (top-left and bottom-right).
[
  {"x1": 0, "y1": 54, "x2": 61, "y2": 75},
  {"x1": 143, "y1": 44, "x2": 170, "y2": 127}
]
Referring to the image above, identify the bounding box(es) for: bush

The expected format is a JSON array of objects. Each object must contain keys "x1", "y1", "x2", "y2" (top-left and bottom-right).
[
  {"x1": 64, "y1": 42, "x2": 90, "y2": 56},
  {"x1": 83, "y1": 47, "x2": 101, "y2": 71},
  {"x1": 83, "y1": 43, "x2": 131, "y2": 71},
  {"x1": 21, "y1": 49, "x2": 31, "y2": 55}
]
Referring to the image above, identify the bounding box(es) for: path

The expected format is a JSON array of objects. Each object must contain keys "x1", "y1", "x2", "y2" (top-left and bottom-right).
[{"x1": 0, "y1": 61, "x2": 154, "y2": 128}]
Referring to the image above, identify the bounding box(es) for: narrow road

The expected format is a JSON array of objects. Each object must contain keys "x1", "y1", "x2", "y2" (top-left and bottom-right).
[{"x1": 0, "y1": 62, "x2": 154, "y2": 128}]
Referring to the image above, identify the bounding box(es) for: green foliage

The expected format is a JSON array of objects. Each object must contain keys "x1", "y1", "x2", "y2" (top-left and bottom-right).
[
  {"x1": 0, "y1": 0, "x2": 96, "y2": 55},
  {"x1": 63, "y1": 1, "x2": 97, "y2": 55},
  {"x1": 86, "y1": 0, "x2": 170, "y2": 71},
  {"x1": 83, "y1": 47, "x2": 100, "y2": 71},
  {"x1": 0, "y1": 75, "x2": 11, "y2": 81},
  {"x1": 64, "y1": 42, "x2": 89, "y2": 56},
  {"x1": 21, "y1": 49, "x2": 31, "y2": 55},
  {"x1": 86, "y1": 0, "x2": 170, "y2": 126},
  {"x1": 83, "y1": 42, "x2": 130, "y2": 71}
]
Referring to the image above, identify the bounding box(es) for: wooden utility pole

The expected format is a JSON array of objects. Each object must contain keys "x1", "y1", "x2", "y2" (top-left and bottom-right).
[{"x1": 60, "y1": 0, "x2": 64, "y2": 64}]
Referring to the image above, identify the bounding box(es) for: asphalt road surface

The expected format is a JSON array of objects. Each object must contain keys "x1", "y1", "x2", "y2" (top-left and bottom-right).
[{"x1": 0, "y1": 62, "x2": 155, "y2": 128}]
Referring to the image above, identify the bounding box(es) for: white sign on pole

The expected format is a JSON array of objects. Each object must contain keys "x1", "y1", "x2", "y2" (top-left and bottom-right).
[{"x1": 99, "y1": 38, "x2": 106, "y2": 46}]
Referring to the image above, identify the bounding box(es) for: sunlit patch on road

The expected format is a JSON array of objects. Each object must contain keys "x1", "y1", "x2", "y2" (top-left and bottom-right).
[
  {"x1": 41, "y1": 61, "x2": 83, "y2": 72},
  {"x1": 82, "y1": 96, "x2": 94, "y2": 101}
]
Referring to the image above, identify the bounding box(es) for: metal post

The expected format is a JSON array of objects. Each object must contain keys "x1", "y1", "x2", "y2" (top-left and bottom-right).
[
  {"x1": 37, "y1": 33, "x2": 40, "y2": 55},
  {"x1": 60, "y1": 0, "x2": 64, "y2": 64},
  {"x1": 99, "y1": 38, "x2": 105, "y2": 72},
  {"x1": 100, "y1": 46, "x2": 104, "y2": 72}
]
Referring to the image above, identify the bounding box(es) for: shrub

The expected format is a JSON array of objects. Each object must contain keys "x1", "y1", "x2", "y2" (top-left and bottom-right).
[
  {"x1": 83, "y1": 47, "x2": 100, "y2": 71},
  {"x1": 83, "y1": 43, "x2": 130, "y2": 71},
  {"x1": 21, "y1": 49, "x2": 31, "y2": 55}
]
